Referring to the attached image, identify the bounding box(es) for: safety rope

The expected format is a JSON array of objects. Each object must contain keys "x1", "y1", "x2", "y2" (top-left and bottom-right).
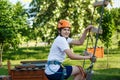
[
  {"x1": 82, "y1": 1, "x2": 107, "y2": 80},
  {"x1": 82, "y1": 4, "x2": 96, "y2": 68},
  {"x1": 77, "y1": 66, "x2": 87, "y2": 80},
  {"x1": 90, "y1": 0, "x2": 106, "y2": 68}
]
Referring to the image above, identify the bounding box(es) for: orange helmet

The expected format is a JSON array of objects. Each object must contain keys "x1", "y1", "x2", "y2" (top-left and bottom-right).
[{"x1": 57, "y1": 20, "x2": 71, "y2": 29}]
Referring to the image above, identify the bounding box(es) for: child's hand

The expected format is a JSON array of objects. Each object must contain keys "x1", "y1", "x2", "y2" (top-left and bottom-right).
[
  {"x1": 90, "y1": 56, "x2": 96, "y2": 62},
  {"x1": 85, "y1": 25, "x2": 94, "y2": 32}
]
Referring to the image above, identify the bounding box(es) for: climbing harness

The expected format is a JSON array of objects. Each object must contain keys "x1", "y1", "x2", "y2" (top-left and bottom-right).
[{"x1": 47, "y1": 60, "x2": 66, "y2": 80}]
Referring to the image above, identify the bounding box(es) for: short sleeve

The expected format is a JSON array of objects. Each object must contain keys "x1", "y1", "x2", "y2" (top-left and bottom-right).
[
  {"x1": 56, "y1": 37, "x2": 70, "y2": 52},
  {"x1": 67, "y1": 38, "x2": 73, "y2": 43}
]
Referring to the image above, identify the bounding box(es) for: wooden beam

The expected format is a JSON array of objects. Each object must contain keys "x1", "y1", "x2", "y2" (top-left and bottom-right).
[
  {"x1": 91, "y1": 27, "x2": 103, "y2": 34},
  {"x1": 93, "y1": 1, "x2": 109, "y2": 7},
  {"x1": 15, "y1": 65, "x2": 35, "y2": 69},
  {"x1": 20, "y1": 60, "x2": 47, "y2": 64}
]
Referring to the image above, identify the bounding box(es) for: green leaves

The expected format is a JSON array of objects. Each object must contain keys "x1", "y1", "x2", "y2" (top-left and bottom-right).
[
  {"x1": 99, "y1": 9, "x2": 115, "y2": 48},
  {"x1": 0, "y1": 0, "x2": 27, "y2": 49},
  {"x1": 29, "y1": 0, "x2": 94, "y2": 43}
]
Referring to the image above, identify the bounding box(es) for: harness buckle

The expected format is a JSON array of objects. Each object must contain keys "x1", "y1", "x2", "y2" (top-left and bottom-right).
[{"x1": 47, "y1": 61, "x2": 61, "y2": 65}]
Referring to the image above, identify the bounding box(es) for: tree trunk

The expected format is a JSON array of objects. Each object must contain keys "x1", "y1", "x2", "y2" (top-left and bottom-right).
[
  {"x1": 0, "y1": 43, "x2": 3, "y2": 67},
  {"x1": 106, "y1": 47, "x2": 109, "y2": 69},
  {"x1": 117, "y1": 30, "x2": 120, "y2": 48},
  {"x1": 118, "y1": 40, "x2": 120, "y2": 49},
  {"x1": 35, "y1": 38, "x2": 38, "y2": 47}
]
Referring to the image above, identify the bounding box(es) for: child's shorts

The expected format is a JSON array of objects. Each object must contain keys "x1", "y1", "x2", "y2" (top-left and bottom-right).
[{"x1": 45, "y1": 66, "x2": 72, "y2": 80}]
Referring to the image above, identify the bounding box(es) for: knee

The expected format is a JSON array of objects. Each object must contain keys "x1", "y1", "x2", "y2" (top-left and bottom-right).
[
  {"x1": 76, "y1": 66, "x2": 86, "y2": 78},
  {"x1": 72, "y1": 66, "x2": 82, "y2": 76}
]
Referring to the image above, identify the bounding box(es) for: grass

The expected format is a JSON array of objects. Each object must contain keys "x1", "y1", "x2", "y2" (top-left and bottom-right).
[
  {"x1": 3, "y1": 46, "x2": 50, "y2": 60},
  {"x1": 0, "y1": 45, "x2": 120, "y2": 80}
]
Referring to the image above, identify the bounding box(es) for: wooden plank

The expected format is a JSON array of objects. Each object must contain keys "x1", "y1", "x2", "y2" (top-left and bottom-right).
[
  {"x1": 91, "y1": 27, "x2": 103, "y2": 34},
  {"x1": 20, "y1": 60, "x2": 47, "y2": 64},
  {"x1": 15, "y1": 64, "x2": 35, "y2": 69},
  {"x1": 15, "y1": 64, "x2": 46, "y2": 70},
  {"x1": 10, "y1": 70, "x2": 43, "y2": 75},
  {"x1": 10, "y1": 69, "x2": 48, "y2": 80},
  {"x1": 93, "y1": 1, "x2": 109, "y2": 7},
  {"x1": 12, "y1": 75, "x2": 43, "y2": 79},
  {"x1": 11, "y1": 79, "x2": 43, "y2": 80},
  {"x1": 9, "y1": 60, "x2": 48, "y2": 80},
  {"x1": 12, "y1": 78, "x2": 44, "y2": 80}
]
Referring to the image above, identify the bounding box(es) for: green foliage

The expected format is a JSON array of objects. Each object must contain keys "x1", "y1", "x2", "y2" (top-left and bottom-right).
[
  {"x1": 110, "y1": 8, "x2": 120, "y2": 34},
  {"x1": 0, "y1": 0, "x2": 28, "y2": 65},
  {"x1": 97, "y1": 8, "x2": 115, "y2": 48},
  {"x1": 29, "y1": 0, "x2": 95, "y2": 43},
  {"x1": 96, "y1": 7, "x2": 120, "y2": 48},
  {"x1": 0, "y1": 0, "x2": 13, "y2": 43},
  {"x1": 110, "y1": 8, "x2": 120, "y2": 27},
  {"x1": 0, "y1": 0, "x2": 28, "y2": 50}
]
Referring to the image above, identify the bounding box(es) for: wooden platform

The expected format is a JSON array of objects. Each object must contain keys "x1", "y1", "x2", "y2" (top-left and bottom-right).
[
  {"x1": 7, "y1": 60, "x2": 48, "y2": 80},
  {"x1": 10, "y1": 69, "x2": 48, "y2": 80}
]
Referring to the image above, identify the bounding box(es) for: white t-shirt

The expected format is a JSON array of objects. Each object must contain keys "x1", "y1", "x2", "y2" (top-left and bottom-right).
[{"x1": 45, "y1": 35, "x2": 73, "y2": 75}]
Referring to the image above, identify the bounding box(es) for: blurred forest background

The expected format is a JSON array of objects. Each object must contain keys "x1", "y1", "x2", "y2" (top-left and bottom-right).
[{"x1": 0, "y1": 0, "x2": 120, "y2": 66}]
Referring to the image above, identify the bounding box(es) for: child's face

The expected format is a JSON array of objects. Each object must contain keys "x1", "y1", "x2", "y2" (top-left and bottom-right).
[{"x1": 61, "y1": 28, "x2": 70, "y2": 38}]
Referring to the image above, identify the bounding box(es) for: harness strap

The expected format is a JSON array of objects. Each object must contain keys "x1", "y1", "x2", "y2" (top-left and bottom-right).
[
  {"x1": 47, "y1": 61, "x2": 62, "y2": 73},
  {"x1": 47, "y1": 61, "x2": 66, "y2": 80},
  {"x1": 47, "y1": 61, "x2": 61, "y2": 65}
]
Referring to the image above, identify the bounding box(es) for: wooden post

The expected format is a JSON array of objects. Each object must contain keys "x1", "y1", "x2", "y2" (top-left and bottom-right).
[
  {"x1": 0, "y1": 43, "x2": 3, "y2": 67},
  {"x1": 93, "y1": 1, "x2": 109, "y2": 7},
  {"x1": 7, "y1": 60, "x2": 11, "y2": 75}
]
